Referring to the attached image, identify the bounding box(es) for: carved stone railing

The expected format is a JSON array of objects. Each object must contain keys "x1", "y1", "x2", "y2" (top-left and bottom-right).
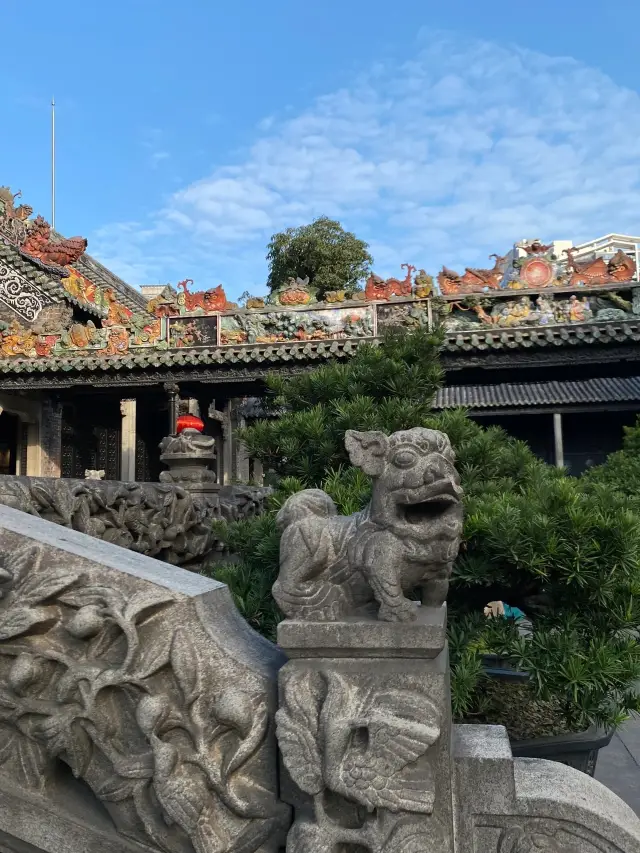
[
  {"x1": 1, "y1": 427, "x2": 640, "y2": 853},
  {"x1": 0, "y1": 475, "x2": 270, "y2": 571},
  {"x1": 0, "y1": 503, "x2": 290, "y2": 853}
]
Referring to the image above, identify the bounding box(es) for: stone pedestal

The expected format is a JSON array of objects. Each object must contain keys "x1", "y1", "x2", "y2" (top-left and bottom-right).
[
  {"x1": 277, "y1": 606, "x2": 455, "y2": 852},
  {"x1": 159, "y1": 427, "x2": 219, "y2": 502}
]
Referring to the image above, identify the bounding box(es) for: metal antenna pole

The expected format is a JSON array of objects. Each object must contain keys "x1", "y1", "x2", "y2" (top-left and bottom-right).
[{"x1": 51, "y1": 97, "x2": 55, "y2": 229}]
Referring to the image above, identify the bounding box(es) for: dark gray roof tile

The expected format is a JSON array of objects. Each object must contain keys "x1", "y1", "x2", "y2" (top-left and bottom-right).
[{"x1": 434, "y1": 377, "x2": 640, "y2": 409}]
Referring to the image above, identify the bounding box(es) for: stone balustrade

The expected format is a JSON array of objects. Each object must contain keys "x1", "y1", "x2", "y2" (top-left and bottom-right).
[
  {"x1": 0, "y1": 427, "x2": 637, "y2": 853},
  {"x1": 0, "y1": 473, "x2": 270, "y2": 570}
]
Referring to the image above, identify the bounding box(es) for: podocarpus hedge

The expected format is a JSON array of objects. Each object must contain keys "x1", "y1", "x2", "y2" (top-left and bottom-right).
[{"x1": 204, "y1": 327, "x2": 640, "y2": 738}]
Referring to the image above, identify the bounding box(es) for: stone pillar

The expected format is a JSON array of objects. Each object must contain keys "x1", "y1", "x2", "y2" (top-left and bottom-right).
[
  {"x1": 120, "y1": 398, "x2": 137, "y2": 482},
  {"x1": 40, "y1": 397, "x2": 62, "y2": 478},
  {"x1": 277, "y1": 607, "x2": 455, "y2": 852},
  {"x1": 235, "y1": 412, "x2": 250, "y2": 483},
  {"x1": 222, "y1": 399, "x2": 233, "y2": 485},
  {"x1": 252, "y1": 457, "x2": 264, "y2": 485},
  {"x1": 164, "y1": 382, "x2": 180, "y2": 435},
  {"x1": 25, "y1": 422, "x2": 40, "y2": 476},
  {"x1": 553, "y1": 411, "x2": 564, "y2": 468}
]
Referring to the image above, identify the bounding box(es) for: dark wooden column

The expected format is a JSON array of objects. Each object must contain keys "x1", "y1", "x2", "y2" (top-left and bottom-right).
[
  {"x1": 41, "y1": 396, "x2": 63, "y2": 478},
  {"x1": 164, "y1": 383, "x2": 180, "y2": 435}
]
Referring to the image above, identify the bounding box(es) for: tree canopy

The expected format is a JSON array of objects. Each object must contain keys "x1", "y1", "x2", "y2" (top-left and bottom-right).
[{"x1": 266, "y1": 216, "x2": 373, "y2": 298}]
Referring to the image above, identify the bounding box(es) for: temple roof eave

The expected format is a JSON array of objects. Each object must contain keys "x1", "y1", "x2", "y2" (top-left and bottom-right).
[
  {"x1": 0, "y1": 315, "x2": 638, "y2": 379},
  {"x1": 0, "y1": 338, "x2": 367, "y2": 375},
  {"x1": 0, "y1": 240, "x2": 107, "y2": 321}
]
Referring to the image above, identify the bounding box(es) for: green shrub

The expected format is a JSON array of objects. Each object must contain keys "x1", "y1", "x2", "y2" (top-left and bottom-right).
[{"x1": 205, "y1": 329, "x2": 640, "y2": 736}]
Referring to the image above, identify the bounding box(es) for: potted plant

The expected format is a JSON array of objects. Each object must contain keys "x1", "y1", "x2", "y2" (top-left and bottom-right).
[{"x1": 447, "y1": 471, "x2": 640, "y2": 775}]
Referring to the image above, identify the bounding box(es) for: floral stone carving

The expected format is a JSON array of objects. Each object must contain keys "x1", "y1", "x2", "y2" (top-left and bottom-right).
[
  {"x1": 497, "y1": 826, "x2": 584, "y2": 852},
  {"x1": 277, "y1": 670, "x2": 441, "y2": 812},
  {"x1": 0, "y1": 506, "x2": 289, "y2": 853},
  {"x1": 0, "y1": 476, "x2": 210, "y2": 570},
  {"x1": 0, "y1": 475, "x2": 272, "y2": 572},
  {"x1": 273, "y1": 428, "x2": 464, "y2": 622},
  {"x1": 276, "y1": 667, "x2": 445, "y2": 853}
]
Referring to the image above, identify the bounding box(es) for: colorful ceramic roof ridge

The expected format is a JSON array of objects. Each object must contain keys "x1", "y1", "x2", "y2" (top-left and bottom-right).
[
  {"x1": 0, "y1": 185, "x2": 148, "y2": 316},
  {"x1": 2, "y1": 183, "x2": 640, "y2": 377}
]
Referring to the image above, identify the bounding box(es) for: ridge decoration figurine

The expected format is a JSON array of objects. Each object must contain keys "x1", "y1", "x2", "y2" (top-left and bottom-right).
[
  {"x1": 20, "y1": 215, "x2": 88, "y2": 267},
  {"x1": 365, "y1": 264, "x2": 415, "y2": 301},
  {"x1": 273, "y1": 427, "x2": 464, "y2": 622}
]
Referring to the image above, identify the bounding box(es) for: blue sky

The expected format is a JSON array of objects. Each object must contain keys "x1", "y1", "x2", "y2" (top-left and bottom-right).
[{"x1": 3, "y1": 0, "x2": 640, "y2": 299}]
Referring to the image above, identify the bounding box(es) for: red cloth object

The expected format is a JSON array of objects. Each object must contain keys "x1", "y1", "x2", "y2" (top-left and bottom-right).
[{"x1": 176, "y1": 414, "x2": 204, "y2": 434}]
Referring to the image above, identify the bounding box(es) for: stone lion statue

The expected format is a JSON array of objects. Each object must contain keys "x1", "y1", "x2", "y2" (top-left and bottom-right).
[{"x1": 273, "y1": 428, "x2": 464, "y2": 622}]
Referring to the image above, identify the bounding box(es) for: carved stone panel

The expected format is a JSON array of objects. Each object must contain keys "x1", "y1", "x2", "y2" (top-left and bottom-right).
[
  {"x1": 277, "y1": 657, "x2": 451, "y2": 852},
  {"x1": 0, "y1": 264, "x2": 52, "y2": 323},
  {"x1": 454, "y1": 725, "x2": 640, "y2": 853},
  {"x1": 276, "y1": 601, "x2": 455, "y2": 853},
  {"x1": 0, "y1": 505, "x2": 290, "y2": 853}
]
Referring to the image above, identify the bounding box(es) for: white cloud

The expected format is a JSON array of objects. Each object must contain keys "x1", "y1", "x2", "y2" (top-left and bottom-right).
[
  {"x1": 150, "y1": 151, "x2": 170, "y2": 169},
  {"x1": 90, "y1": 33, "x2": 640, "y2": 296}
]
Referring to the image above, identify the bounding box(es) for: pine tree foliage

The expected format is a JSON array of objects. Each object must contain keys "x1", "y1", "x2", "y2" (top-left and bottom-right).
[
  {"x1": 244, "y1": 328, "x2": 444, "y2": 482},
  {"x1": 581, "y1": 415, "x2": 640, "y2": 500},
  {"x1": 207, "y1": 328, "x2": 640, "y2": 734}
]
